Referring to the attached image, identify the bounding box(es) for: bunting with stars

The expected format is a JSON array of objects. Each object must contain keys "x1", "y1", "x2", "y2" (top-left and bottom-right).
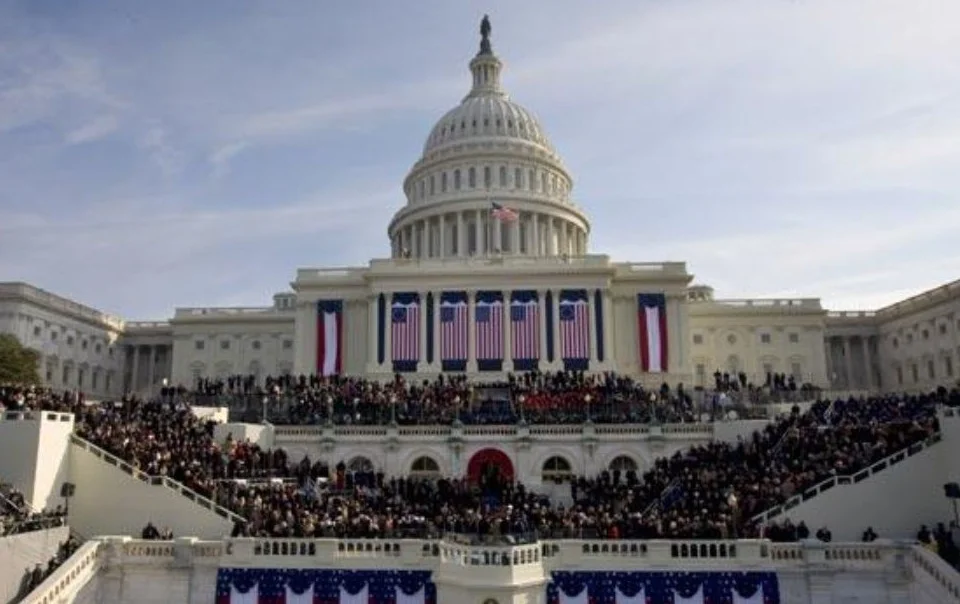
[
  {"x1": 546, "y1": 570, "x2": 779, "y2": 604},
  {"x1": 216, "y1": 568, "x2": 435, "y2": 603}
]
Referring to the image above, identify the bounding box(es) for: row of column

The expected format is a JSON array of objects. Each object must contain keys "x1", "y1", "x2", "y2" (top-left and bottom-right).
[
  {"x1": 391, "y1": 209, "x2": 587, "y2": 259},
  {"x1": 366, "y1": 289, "x2": 613, "y2": 374},
  {"x1": 825, "y1": 336, "x2": 875, "y2": 390},
  {"x1": 127, "y1": 345, "x2": 171, "y2": 394}
]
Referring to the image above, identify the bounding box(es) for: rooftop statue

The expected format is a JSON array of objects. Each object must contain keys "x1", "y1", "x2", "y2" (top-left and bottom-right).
[{"x1": 479, "y1": 14, "x2": 492, "y2": 55}]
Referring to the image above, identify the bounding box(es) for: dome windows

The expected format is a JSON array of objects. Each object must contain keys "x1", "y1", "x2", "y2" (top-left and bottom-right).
[
  {"x1": 483, "y1": 166, "x2": 491, "y2": 188},
  {"x1": 499, "y1": 166, "x2": 507, "y2": 187},
  {"x1": 468, "y1": 167, "x2": 477, "y2": 188},
  {"x1": 441, "y1": 172, "x2": 448, "y2": 192},
  {"x1": 514, "y1": 167, "x2": 523, "y2": 189},
  {"x1": 454, "y1": 169, "x2": 461, "y2": 190}
]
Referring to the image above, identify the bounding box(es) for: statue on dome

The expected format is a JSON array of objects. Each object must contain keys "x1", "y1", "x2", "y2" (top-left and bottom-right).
[{"x1": 479, "y1": 14, "x2": 492, "y2": 55}]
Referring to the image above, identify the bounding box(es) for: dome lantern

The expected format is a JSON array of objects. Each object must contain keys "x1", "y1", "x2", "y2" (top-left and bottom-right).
[{"x1": 466, "y1": 15, "x2": 506, "y2": 101}]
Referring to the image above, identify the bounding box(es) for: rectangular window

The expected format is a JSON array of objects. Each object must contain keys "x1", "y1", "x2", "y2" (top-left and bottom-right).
[
  {"x1": 499, "y1": 166, "x2": 507, "y2": 187},
  {"x1": 788, "y1": 333, "x2": 799, "y2": 343},
  {"x1": 442, "y1": 172, "x2": 448, "y2": 192},
  {"x1": 911, "y1": 364, "x2": 919, "y2": 382},
  {"x1": 484, "y1": 166, "x2": 491, "y2": 188},
  {"x1": 454, "y1": 170, "x2": 461, "y2": 190},
  {"x1": 692, "y1": 334, "x2": 703, "y2": 345},
  {"x1": 695, "y1": 364, "x2": 706, "y2": 385},
  {"x1": 468, "y1": 167, "x2": 476, "y2": 188},
  {"x1": 946, "y1": 356, "x2": 954, "y2": 377},
  {"x1": 514, "y1": 167, "x2": 522, "y2": 189},
  {"x1": 220, "y1": 340, "x2": 230, "y2": 350},
  {"x1": 429, "y1": 175, "x2": 435, "y2": 195},
  {"x1": 528, "y1": 169, "x2": 535, "y2": 191},
  {"x1": 760, "y1": 333, "x2": 771, "y2": 344},
  {"x1": 928, "y1": 360, "x2": 936, "y2": 379},
  {"x1": 283, "y1": 340, "x2": 293, "y2": 350},
  {"x1": 897, "y1": 366, "x2": 903, "y2": 385},
  {"x1": 195, "y1": 340, "x2": 205, "y2": 350},
  {"x1": 791, "y1": 363, "x2": 802, "y2": 380}
]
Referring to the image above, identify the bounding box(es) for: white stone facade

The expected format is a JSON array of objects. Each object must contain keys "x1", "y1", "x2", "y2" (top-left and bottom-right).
[
  {"x1": 20, "y1": 535, "x2": 957, "y2": 604},
  {"x1": 0, "y1": 283, "x2": 125, "y2": 398}
]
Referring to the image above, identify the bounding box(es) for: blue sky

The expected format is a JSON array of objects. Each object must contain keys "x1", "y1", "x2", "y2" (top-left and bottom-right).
[{"x1": 1, "y1": 0, "x2": 958, "y2": 320}]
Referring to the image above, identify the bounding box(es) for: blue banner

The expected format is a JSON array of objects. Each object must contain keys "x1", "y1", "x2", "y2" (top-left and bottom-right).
[{"x1": 547, "y1": 570, "x2": 779, "y2": 604}]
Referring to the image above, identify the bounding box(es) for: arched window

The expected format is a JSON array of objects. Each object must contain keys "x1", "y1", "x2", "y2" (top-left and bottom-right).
[
  {"x1": 441, "y1": 172, "x2": 448, "y2": 192},
  {"x1": 528, "y1": 169, "x2": 535, "y2": 191},
  {"x1": 541, "y1": 456, "x2": 573, "y2": 482},
  {"x1": 429, "y1": 175, "x2": 435, "y2": 195},
  {"x1": 514, "y1": 167, "x2": 523, "y2": 189},
  {"x1": 484, "y1": 166, "x2": 492, "y2": 188},
  {"x1": 608, "y1": 455, "x2": 638, "y2": 473},
  {"x1": 409, "y1": 456, "x2": 441, "y2": 477},
  {"x1": 346, "y1": 456, "x2": 374, "y2": 473},
  {"x1": 468, "y1": 167, "x2": 477, "y2": 188},
  {"x1": 499, "y1": 166, "x2": 507, "y2": 187},
  {"x1": 454, "y1": 169, "x2": 461, "y2": 190}
]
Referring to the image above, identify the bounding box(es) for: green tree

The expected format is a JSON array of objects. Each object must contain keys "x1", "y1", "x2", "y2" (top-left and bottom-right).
[{"x1": 0, "y1": 333, "x2": 41, "y2": 385}]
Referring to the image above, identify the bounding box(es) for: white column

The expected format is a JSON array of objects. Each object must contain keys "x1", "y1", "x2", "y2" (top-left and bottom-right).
[
  {"x1": 588, "y1": 295, "x2": 599, "y2": 369},
  {"x1": 419, "y1": 291, "x2": 429, "y2": 369},
  {"x1": 503, "y1": 292, "x2": 513, "y2": 372},
  {"x1": 602, "y1": 290, "x2": 613, "y2": 369},
  {"x1": 438, "y1": 215, "x2": 446, "y2": 257},
  {"x1": 493, "y1": 214, "x2": 502, "y2": 253},
  {"x1": 384, "y1": 297, "x2": 393, "y2": 368},
  {"x1": 456, "y1": 212, "x2": 465, "y2": 257},
  {"x1": 551, "y1": 289, "x2": 561, "y2": 369},
  {"x1": 475, "y1": 210, "x2": 485, "y2": 255},
  {"x1": 537, "y1": 289, "x2": 548, "y2": 364},
  {"x1": 419, "y1": 221, "x2": 427, "y2": 258},
  {"x1": 861, "y1": 336, "x2": 873, "y2": 390},
  {"x1": 844, "y1": 338, "x2": 855, "y2": 389},
  {"x1": 148, "y1": 346, "x2": 157, "y2": 388},
  {"x1": 431, "y1": 292, "x2": 441, "y2": 371},
  {"x1": 545, "y1": 219, "x2": 554, "y2": 255},
  {"x1": 367, "y1": 297, "x2": 379, "y2": 371},
  {"x1": 531, "y1": 214, "x2": 540, "y2": 256},
  {"x1": 131, "y1": 346, "x2": 140, "y2": 392},
  {"x1": 510, "y1": 218, "x2": 520, "y2": 254},
  {"x1": 467, "y1": 291, "x2": 477, "y2": 373},
  {"x1": 823, "y1": 337, "x2": 834, "y2": 387}
]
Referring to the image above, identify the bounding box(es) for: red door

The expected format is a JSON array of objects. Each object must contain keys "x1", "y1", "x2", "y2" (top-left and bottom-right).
[{"x1": 466, "y1": 448, "x2": 515, "y2": 484}]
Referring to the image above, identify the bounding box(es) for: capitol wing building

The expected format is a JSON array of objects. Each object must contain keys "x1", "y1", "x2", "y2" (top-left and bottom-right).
[{"x1": 1, "y1": 25, "x2": 959, "y2": 400}]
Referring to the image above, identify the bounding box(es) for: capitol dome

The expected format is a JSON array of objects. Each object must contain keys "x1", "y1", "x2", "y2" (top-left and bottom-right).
[{"x1": 387, "y1": 16, "x2": 590, "y2": 261}]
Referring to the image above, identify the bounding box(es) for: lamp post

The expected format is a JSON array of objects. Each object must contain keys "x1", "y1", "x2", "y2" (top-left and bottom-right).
[
  {"x1": 518, "y1": 394, "x2": 526, "y2": 424},
  {"x1": 325, "y1": 395, "x2": 333, "y2": 427},
  {"x1": 390, "y1": 394, "x2": 397, "y2": 426},
  {"x1": 727, "y1": 492, "x2": 739, "y2": 539},
  {"x1": 584, "y1": 394, "x2": 592, "y2": 423}
]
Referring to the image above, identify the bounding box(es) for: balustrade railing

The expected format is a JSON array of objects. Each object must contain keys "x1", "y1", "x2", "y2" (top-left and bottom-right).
[
  {"x1": 751, "y1": 433, "x2": 943, "y2": 524},
  {"x1": 69, "y1": 435, "x2": 245, "y2": 524},
  {"x1": 19, "y1": 540, "x2": 102, "y2": 604}
]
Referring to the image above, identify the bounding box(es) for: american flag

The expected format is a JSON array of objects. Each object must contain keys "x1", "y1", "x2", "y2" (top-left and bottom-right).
[
  {"x1": 475, "y1": 299, "x2": 504, "y2": 361},
  {"x1": 510, "y1": 299, "x2": 540, "y2": 360},
  {"x1": 440, "y1": 298, "x2": 468, "y2": 363},
  {"x1": 491, "y1": 201, "x2": 519, "y2": 222},
  {"x1": 391, "y1": 299, "x2": 420, "y2": 363},
  {"x1": 559, "y1": 299, "x2": 590, "y2": 360}
]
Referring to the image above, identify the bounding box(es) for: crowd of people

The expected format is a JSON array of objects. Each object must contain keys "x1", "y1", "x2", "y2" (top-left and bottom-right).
[
  {"x1": 13, "y1": 537, "x2": 81, "y2": 603},
  {"x1": 164, "y1": 371, "x2": 773, "y2": 426},
  {"x1": 0, "y1": 483, "x2": 67, "y2": 537},
  {"x1": 4, "y1": 375, "x2": 959, "y2": 545},
  {"x1": 918, "y1": 522, "x2": 960, "y2": 569}
]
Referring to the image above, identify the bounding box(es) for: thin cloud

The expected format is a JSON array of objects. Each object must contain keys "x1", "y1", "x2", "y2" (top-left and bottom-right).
[{"x1": 64, "y1": 115, "x2": 120, "y2": 145}]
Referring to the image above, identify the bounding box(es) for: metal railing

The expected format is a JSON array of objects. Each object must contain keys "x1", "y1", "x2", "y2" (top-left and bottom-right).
[
  {"x1": 69, "y1": 435, "x2": 245, "y2": 524},
  {"x1": 751, "y1": 433, "x2": 943, "y2": 524}
]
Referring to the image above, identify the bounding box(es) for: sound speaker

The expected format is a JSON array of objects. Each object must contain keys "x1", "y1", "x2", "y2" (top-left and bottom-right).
[
  {"x1": 944, "y1": 482, "x2": 960, "y2": 499},
  {"x1": 60, "y1": 482, "x2": 76, "y2": 498}
]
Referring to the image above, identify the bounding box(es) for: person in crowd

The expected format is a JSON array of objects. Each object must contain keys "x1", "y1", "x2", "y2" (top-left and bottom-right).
[
  {"x1": 14, "y1": 537, "x2": 80, "y2": 602},
  {"x1": 0, "y1": 483, "x2": 67, "y2": 537}
]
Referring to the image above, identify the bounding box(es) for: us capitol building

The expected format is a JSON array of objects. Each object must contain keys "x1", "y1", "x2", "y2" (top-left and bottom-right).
[{"x1": 1, "y1": 22, "x2": 958, "y2": 401}]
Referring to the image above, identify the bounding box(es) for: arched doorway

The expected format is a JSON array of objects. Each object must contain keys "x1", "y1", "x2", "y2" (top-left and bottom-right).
[{"x1": 466, "y1": 448, "x2": 515, "y2": 486}]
